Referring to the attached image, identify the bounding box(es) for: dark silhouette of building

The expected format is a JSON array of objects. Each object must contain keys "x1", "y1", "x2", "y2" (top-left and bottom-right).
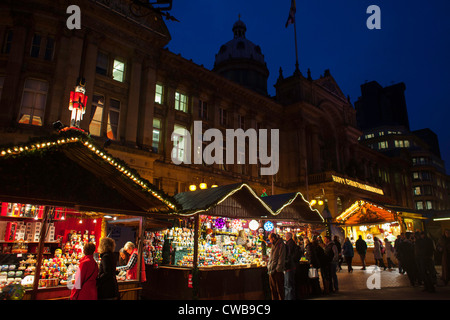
[{"x1": 355, "y1": 81, "x2": 410, "y2": 131}]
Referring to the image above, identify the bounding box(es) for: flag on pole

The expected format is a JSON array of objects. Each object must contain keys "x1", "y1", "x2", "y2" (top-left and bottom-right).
[{"x1": 285, "y1": 0, "x2": 296, "y2": 28}]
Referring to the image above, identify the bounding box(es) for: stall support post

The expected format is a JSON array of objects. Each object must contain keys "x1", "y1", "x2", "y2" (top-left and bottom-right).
[
  {"x1": 30, "y1": 206, "x2": 51, "y2": 300},
  {"x1": 192, "y1": 213, "x2": 200, "y2": 299},
  {"x1": 137, "y1": 216, "x2": 146, "y2": 284}
]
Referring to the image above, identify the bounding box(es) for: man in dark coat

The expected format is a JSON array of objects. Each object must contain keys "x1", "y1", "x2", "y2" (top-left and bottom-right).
[
  {"x1": 355, "y1": 235, "x2": 368, "y2": 270},
  {"x1": 415, "y1": 232, "x2": 435, "y2": 292}
]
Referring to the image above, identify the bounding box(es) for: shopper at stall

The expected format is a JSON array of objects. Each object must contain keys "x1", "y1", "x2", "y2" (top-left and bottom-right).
[
  {"x1": 437, "y1": 229, "x2": 450, "y2": 285},
  {"x1": 333, "y1": 236, "x2": 343, "y2": 271},
  {"x1": 324, "y1": 235, "x2": 339, "y2": 293},
  {"x1": 97, "y1": 237, "x2": 119, "y2": 300},
  {"x1": 284, "y1": 232, "x2": 299, "y2": 300},
  {"x1": 342, "y1": 237, "x2": 354, "y2": 273},
  {"x1": 373, "y1": 237, "x2": 386, "y2": 270},
  {"x1": 384, "y1": 238, "x2": 396, "y2": 270},
  {"x1": 70, "y1": 242, "x2": 98, "y2": 300},
  {"x1": 267, "y1": 233, "x2": 286, "y2": 300},
  {"x1": 116, "y1": 241, "x2": 146, "y2": 282},
  {"x1": 355, "y1": 235, "x2": 367, "y2": 270},
  {"x1": 305, "y1": 238, "x2": 324, "y2": 295},
  {"x1": 237, "y1": 230, "x2": 252, "y2": 250}
]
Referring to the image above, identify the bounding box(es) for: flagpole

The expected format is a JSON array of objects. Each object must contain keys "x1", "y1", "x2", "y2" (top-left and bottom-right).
[{"x1": 293, "y1": 12, "x2": 300, "y2": 73}]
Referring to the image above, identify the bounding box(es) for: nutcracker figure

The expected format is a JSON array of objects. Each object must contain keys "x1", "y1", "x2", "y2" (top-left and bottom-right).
[{"x1": 68, "y1": 78, "x2": 88, "y2": 128}]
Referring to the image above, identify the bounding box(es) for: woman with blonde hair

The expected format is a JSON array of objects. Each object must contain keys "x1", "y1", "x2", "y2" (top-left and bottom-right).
[{"x1": 97, "y1": 237, "x2": 119, "y2": 299}]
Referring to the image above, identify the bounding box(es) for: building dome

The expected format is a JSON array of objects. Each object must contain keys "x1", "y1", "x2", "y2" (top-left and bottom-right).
[{"x1": 213, "y1": 17, "x2": 269, "y2": 95}]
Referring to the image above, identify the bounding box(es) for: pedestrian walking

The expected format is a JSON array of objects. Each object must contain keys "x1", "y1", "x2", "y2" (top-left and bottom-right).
[
  {"x1": 437, "y1": 229, "x2": 450, "y2": 286},
  {"x1": 415, "y1": 232, "x2": 435, "y2": 292},
  {"x1": 324, "y1": 235, "x2": 339, "y2": 293},
  {"x1": 373, "y1": 237, "x2": 386, "y2": 270},
  {"x1": 342, "y1": 237, "x2": 354, "y2": 273},
  {"x1": 394, "y1": 234, "x2": 405, "y2": 274},
  {"x1": 355, "y1": 235, "x2": 367, "y2": 270},
  {"x1": 384, "y1": 238, "x2": 396, "y2": 270},
  {"x1": 267, "y1": 233, "x2": 286, "y2": 300},
  {"x1": 402, "y1": 232, "x2": 419, "y2": 286}
]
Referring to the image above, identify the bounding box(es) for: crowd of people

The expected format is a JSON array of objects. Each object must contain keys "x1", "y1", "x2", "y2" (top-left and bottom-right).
[
  {"x1": 266, "y1": 229, "x2": 450, "y2": 299},
  {"x1": 70, "y1": 238, "x2": 144, "y2": 300}
]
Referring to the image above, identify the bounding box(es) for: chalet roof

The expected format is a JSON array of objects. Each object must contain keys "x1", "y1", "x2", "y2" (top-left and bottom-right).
[{"x1": 0, "y1": 129, "x2": 177, "y2": 216}]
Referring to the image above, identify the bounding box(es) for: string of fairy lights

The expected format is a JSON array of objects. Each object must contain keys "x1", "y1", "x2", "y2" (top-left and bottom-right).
[{"x1": 0, "y1": 134, "x2": 177, "y2": 211}]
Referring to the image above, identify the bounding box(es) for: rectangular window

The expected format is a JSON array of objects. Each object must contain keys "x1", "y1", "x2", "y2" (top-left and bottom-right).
[
  {"x1": 175, "y1": 92, "x2": 187, "y2": 112},
  {"x1": 89, "y1": 94, "x2": 105, "y2": 137},
  {"x1": 413, "y1": 172, "x2": 419, "y2": 181},
  {"x1": 413, "y1": 186, "x2": 421, "y2": 196},
  {"x1": 172, "y1": 125, "x2": 189, "y2": 162},
  {"x1": 107, "y1": 99, "x2": 120, "y2": 140},
  {"x1": 44, "y1": 37, "x2": 55, "y2": 61},
  {"x1": 96, "y1": 52, "x2": 109, "y2": 76},
  {"x1": 394, "y1": 140, "x2": 404, "y2": 148},
  {"x1": 2, "y1": 30, "x2": 13, "y2": 54},
  {"x1": 155, "y1": 84, "x2": 163, "y2": 104},
  {"x1": 30, "y1": 34, "x2": 41, "y2": 58},
  {"x1": 18, "y1": 79, "x2": 48, "y2": 126},
  {"x1": 112, "y1": 59, "x2": 125, "y2": 82},
  {"x1": 219, "y1": 108, "x2": 227, "y2": 126},
  {"x1": 238, "y1": 114, "x2": 245, "y2": 129},
  {"x1": 415, "y1": 201, "x2": 423, "y2": 210},
  {"x1": 426, "y1": 201, "x2": 433, "y2": 210},
  {"x1": 378, "y1": 141, "x2": 388, "y2": 149},
  {"x1": 198, "y1": 100, "x2": 208, "y2": 119},
  {"x1": 0, "y1": 76, "x2": 4, "y2": 100},
  {"x1": 152, "y1": 118, "x2": 161, "y2": 153}
]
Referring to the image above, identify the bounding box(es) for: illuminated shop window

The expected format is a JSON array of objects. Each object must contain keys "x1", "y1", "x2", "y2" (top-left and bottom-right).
[
  {"x1": 175, "y1": 92, "x2": 187, "y2": 112},
  {"x1": 155, "y1": 84, "x2": 163, "y2": 104},
  {"x1": 18, "y1": 79, "x2": 48, "y2": 126},
  {"x1": 89, "y1": 94, "x2": 105, "y2": 137},
  {"x1": 107, "y1": 99, "x2": 120, "y2": 140},
  {"x1": 112, "y1": 59, "x2": 125, "y2": 82}
]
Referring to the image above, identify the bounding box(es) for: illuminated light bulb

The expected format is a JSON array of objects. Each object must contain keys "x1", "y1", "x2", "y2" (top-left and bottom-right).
[
  {"x1": 211, "y1": 185, "x2": 218, "y2": 188},
  {"x1": 189, "y1": 185, "x2": 197, "y2": 191},
  {"x1": 79, "y1": 219, "x2": 83, "y2": 224},
  {"x1": 93, "y1": 219, "x2": 97, "y2": 223},
  {"x1": 310, "y1": 200, "x2": 317, "y2": 206},
  {"x1": 318, "y1": 200, "x2": 324, "y2": 206},
  {"x1": 199, "y1": 183, "x2": 207, "y2": 189}
]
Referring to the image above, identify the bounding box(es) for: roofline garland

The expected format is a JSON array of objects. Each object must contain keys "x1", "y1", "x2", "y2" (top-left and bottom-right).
[{"x1": 0, "y1": 130, "x2": 178, "y2": 211}]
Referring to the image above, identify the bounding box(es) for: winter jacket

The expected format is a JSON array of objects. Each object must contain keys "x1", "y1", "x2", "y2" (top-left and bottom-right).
[
  {"x1": 342, "y1": 240, "x2": 354, "y2": 258},
  {"x1": 268, "y1": 238, "x2": 286, "y2": 274},
  {"x1": 70, "y1": 254, "x2": 99, "y2": 300},
  {"x1": 97, "y1": 252, "x2": 119, "y2": 299},
  {"x1": 355, "y1": 238, "x2": 367, "y2": 255}
]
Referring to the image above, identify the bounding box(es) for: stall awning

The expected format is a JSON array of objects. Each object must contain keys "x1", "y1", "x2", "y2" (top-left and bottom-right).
[
  {"x1": 261, "y1": 192, "x2": 324, "y2": 223},
  {"x1": 173, "y1": 183, "x2": 274, "y2": 219},
  {"x1": 0, "y1": 130, "x2": 178, "y2": 215},
  {"x1": 336, "y1": 200, "x2": 398, "y2": 225}
]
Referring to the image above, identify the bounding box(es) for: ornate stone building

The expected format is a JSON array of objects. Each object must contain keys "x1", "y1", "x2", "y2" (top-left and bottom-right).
[{"x1": 0, "y1": 0, "x2": 415, "y2": 219}]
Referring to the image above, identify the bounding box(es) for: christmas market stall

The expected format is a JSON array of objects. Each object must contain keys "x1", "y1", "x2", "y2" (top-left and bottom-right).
[
  {"x1": 336, "y1": 199, "x2": 426, "y2": 266},
  {"x1": 0, "y1": 130, "x2": 177, "y2": 300},
  {"x1": 261, "y1": 192, "x2": 325, "y2": 298},
  {"x1": 141, "y1": 183, "x2": 324, "y2": 300}
]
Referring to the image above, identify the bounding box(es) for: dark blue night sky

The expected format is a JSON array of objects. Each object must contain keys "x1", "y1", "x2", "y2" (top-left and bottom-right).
[{"x1": 164, "y1": 0, "x2": 450, "y2": 172}]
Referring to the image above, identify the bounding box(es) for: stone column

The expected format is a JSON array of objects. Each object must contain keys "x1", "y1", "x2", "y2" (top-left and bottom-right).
[
  {"x1": 138, "y1": 62, "x2": 157, "y2": 149},
  {"x1": 125, "y1": 54, "x2": 143, "y2": 144}
]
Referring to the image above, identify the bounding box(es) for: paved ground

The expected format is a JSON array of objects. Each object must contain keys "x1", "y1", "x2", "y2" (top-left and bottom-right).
[{"x1": 308, "y1": 265, "x2": 450, "y2": 300}]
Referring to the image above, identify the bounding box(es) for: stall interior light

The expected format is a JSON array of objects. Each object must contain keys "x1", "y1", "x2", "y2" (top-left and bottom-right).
[
  {"x1": 433, "y1": 217, "x2": 450, "y2": 221},
  {"x1": 104, "y1": 215, "x2": 112, "y2": 219}
]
